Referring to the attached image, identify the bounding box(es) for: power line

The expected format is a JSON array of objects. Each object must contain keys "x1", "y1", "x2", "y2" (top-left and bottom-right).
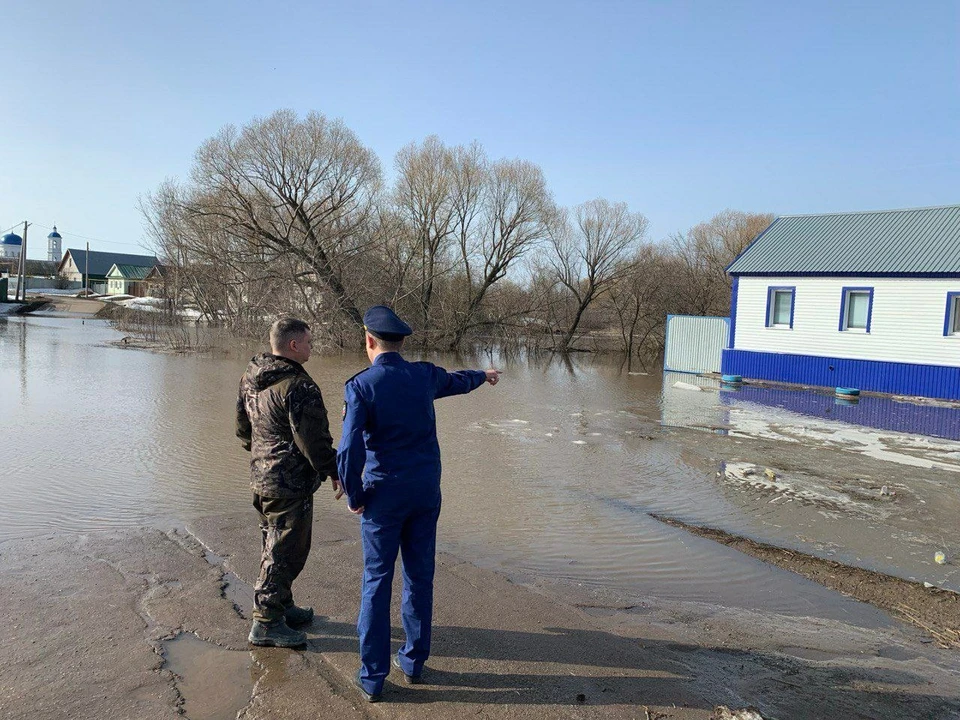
[{"x1": 30, "y1": 222, "x2": 151, "y2": 250}]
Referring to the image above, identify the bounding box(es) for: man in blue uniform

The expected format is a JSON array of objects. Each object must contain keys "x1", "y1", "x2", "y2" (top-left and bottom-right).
[{"x1": 337, "y1": 306, "x2": 500, "y2": 702}]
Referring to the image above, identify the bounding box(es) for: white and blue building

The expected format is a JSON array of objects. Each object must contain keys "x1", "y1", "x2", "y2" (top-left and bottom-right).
[
  {"x1": 1, "y1": 232, "x2": 22, "y2": 260},
  {"x1": 722, "y1": 204, "x2": 960, "y2": 401}
]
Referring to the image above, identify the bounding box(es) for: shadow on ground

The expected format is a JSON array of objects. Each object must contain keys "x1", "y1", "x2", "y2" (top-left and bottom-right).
[{"x1": 250, "y1": 617, "x2": 956, "y2": 718}]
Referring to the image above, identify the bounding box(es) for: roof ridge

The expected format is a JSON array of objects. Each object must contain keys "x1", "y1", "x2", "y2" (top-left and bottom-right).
[{"x1": 778, "y1": 203, "x2": 960, "y2": 219}]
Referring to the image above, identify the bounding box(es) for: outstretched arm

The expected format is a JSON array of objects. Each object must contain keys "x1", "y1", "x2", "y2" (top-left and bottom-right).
[
  {"x1": 434, "y1": 367, "x2": 501, "y2": 399},
  {"x1": 337, "y1": 382, "x2": 369, "y2": 512}
]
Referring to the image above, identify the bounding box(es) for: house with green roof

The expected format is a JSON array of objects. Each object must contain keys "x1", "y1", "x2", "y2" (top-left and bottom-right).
[
  {"x1": 105, "y1": 263, "x2": 153, "y2": 296},
  {"x1": 723, "y1": 204, "x2": 960, "y2": 401},
  {"x1": 58, "y1": 248, "x2": 160, "y2": 295}
]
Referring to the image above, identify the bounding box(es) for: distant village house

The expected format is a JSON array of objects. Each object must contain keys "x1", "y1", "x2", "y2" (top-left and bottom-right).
[{"x1": 58, "y1": 249, "x2": 159, "y2": 296}]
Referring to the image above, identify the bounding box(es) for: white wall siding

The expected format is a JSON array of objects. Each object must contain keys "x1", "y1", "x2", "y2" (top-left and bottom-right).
[
  {"x1": 735, "y1": 276, "x2": 960, "y2": 367},
  {"x1": 61, "y1": 255, "x2": 83, "y2": 282},
  {"x1": 664, "y1": 315, "x2": 729, "y2": 373}
]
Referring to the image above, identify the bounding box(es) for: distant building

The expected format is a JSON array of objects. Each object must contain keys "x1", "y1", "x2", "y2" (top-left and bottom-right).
[
  {"x1": 58, "y1": 248, "x2": 160, "y2": 295},
  {"x1": 105, "y1": 263, "x2": 152, "y2": 296},
  {"x1": 143, "y1": 264, "x2": 169, "y2": 298},
  {"x1": 1, "y1": 232, "x2": 22, "y2": 260},
  {"x1": 47, "y1": 226, "x2": 62, "y2": 263},
  {"x1": 722, "y1": 204, "x2": 960, "y2": 401}
]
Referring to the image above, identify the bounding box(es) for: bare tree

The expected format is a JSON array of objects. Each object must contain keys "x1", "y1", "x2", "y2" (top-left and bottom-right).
[
  {"x1": 672, "y1": 209, "x2": 774, "y2": 316},
  {"x1": 187, "y1": 109, "x2": 382, "y2": 326},
  {"x1": 392, "y1": 136, "x2": 457, "y2": 330},
  {"x1": 448, "y1": 157, "x2": 554, "y2": 349},
  {"x1": 548, "y1": 199, "x2": 648, "y2": 351},
  {"x1": 606, "y1": 245, "x2": 680, "y2": 367}
]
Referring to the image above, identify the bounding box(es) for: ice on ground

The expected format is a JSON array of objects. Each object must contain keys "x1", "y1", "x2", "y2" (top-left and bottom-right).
[
  {"x1": 673, "y1": 381, "x2": 703, "y2": 392},
  {"x1": 719, "y1": 461, "x2": 886, "y2": 518},
  {"x1": 729, "y1": 404, "x2": 960, "y2": 473}
]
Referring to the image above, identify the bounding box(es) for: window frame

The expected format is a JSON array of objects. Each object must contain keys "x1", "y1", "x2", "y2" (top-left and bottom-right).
[
  {"x1": 765, "y1": 286, "x2": 795, "y2": 329},
  {"x1": 945, "y1": 292, "x2": 960, "y2": 337},
  {"x1": 839, "y1": 286, "x2": 874, "y2": 333}
]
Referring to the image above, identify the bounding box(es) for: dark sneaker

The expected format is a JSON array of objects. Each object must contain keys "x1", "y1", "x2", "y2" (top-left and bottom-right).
[
  {"x1": 352, "y1": 671, "x2": 382, "y2": 703},
  {"x1": 284, "y1": 605, "x2": 314, "y2": 627},
  {"x1": 248, "y1": 620, "x2": 307, "y2": 648},
  {"x1": 392, "y1": 655, "x2": 423, "y2": 684}
]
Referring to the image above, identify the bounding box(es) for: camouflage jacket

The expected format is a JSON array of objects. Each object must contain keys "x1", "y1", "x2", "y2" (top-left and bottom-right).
[{"x1": 236, "y1": 353, "x2": 338, "y2": 498}]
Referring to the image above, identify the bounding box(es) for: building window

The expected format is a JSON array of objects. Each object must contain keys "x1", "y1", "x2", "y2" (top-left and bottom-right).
[
  {"x1": 766, "y1": 286, "x2": 795, "y2": 328},
  {"x1": 946, "y1": 293, "x2": 960, "y2": 336},
  {"x1": 839, "y1": 287, "x2": 874, "y2": 332}
]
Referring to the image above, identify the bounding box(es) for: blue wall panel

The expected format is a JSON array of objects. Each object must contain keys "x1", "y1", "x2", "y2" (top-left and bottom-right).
[{"x1": 722, "y1": 349, "x2": 960, "y2": 401}]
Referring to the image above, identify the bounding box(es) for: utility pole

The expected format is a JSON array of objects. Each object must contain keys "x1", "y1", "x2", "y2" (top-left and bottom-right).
[
  {"x1": 16, "y1": 221, "x2": 29, "y2": 301},
  {"x1": 84, "y1": 241, "x2": 90, "y2": 295}
]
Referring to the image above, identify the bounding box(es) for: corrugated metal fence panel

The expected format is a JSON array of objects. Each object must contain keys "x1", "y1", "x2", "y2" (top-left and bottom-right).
[
  {"x1": 721, "y1": 348, "x2": 960, "y2": 401},
  {"x1": 664, "y1": 315, "x2": 730, "y2": 374}
]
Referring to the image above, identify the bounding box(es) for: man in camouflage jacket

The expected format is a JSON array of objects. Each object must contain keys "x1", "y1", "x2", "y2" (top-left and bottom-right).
[{"x1": 237, "y1": 318, "x2": 340, "y2": 647}]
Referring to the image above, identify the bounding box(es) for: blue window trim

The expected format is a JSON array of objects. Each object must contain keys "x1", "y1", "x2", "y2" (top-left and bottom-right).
[
  {"x1": 839, "y1": 286, "x2": 874, "y2": 332},
  {"x1": 945, "y1": 292, "x2": 960, "y2": 336},
  {"x1": 765, "y1": 286, "x2": 796, "y2": 328},
  {"x1": 729, "y1": 277, "x2": 739, "y2": 347}
]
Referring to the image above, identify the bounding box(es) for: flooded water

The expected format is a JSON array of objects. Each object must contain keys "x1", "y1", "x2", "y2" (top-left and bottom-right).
[{"x1": 3, "y1": 314, "x2": 960, "y2": 623}]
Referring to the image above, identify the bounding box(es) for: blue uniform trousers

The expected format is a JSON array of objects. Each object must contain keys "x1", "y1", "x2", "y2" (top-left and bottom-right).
[{"x1": 357, "y1": 483, "x2": 441, "y2": 695}]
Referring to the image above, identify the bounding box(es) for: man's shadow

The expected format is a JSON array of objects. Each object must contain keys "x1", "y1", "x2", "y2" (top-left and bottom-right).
[{"x1": 300, "y1": 618, "x2": 955, "y2": 717}]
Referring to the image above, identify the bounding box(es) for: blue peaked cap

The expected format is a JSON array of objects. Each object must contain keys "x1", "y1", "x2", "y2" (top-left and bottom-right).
[{"x1": 363, "y1": 305, "x2": 412, "y2": 340}]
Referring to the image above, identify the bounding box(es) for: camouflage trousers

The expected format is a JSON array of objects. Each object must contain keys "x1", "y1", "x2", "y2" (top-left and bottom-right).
[{"x1": 252, "y1": 493, "x2": 313, "y2": 625}]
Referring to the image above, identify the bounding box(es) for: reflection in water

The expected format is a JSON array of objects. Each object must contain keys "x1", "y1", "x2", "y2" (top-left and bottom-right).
[
  {"x1": 3, "y1": 316, "x2": 951, "y2": 623},
  {"x1": 660, "y1": 372, "x2": 960, "y2": 471},
  {"x1": 660, "y1": 371, "x2": 960, "y2": 593}
]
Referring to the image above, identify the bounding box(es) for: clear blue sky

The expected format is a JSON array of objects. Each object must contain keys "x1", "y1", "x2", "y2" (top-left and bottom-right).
[{"x1": 2, "y1": 0, "x2": 958, "y2": 258}]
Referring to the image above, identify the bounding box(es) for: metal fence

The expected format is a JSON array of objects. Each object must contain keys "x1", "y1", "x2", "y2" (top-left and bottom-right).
[{"x1": 663, "y1": 314, "x2": 730, "y2": 374}]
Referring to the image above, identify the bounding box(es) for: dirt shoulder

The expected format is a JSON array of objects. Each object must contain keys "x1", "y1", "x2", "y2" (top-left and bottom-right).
[
  {"x1": 2, "y1": 506, "x2": 960, "y2": 720},
  {"x1": 33, "y1": 295, "x2": 105, "y2": 315},
  {"x1": 651, "y1": 514, "x2": 960, "y2": 650}
]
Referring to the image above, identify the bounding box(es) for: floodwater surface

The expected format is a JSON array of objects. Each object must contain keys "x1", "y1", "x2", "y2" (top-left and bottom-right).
[{"x1": 3, "y1": 314, "x2": 959, "y2": 624}]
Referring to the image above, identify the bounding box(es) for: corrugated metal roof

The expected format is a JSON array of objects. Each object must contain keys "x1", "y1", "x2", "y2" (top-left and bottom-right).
[
  {"x1": 111, "y1": 264, "x2": 153, "y2": 280},
  {"x1": 727, "y1": 205, "x2": 960, "y2": 275},
  {"x1": 63, "y1": 249, "x2": 159, "y2": 278}
]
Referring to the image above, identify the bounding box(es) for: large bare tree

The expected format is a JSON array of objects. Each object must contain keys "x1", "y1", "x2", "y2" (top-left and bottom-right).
[
  {"x1": 187, "y1": 109, "x2": 382, "y2": 326},
  {"x1": 548, "y1": 199, "x2": 648, "y2": 351},
  {"x1": 392, "y1": 136, "x2": 457, "y2": 330},
  {"x1": 447, "y1": 157, "x2": 554, "y2": 349}
]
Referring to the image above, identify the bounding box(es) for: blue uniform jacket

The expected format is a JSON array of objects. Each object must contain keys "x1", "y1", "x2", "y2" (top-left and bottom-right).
[{"x1": 337, "y1": 353, "x2": 486, "y2": 509}]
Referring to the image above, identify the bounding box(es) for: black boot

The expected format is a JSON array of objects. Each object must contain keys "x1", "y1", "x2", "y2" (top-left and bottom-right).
[
  {"x1": 248, "y1": 620, "x2": 307, "y2": 648},
  {"x1": 352, "y1": 671, "x2": 382, "y2": 703},
  {"x1": 392, "y1": 655, "x2": 423, "y2": 684},
  {"x1": 284, "y1": 605, "x2": 314, "y2": 627}
]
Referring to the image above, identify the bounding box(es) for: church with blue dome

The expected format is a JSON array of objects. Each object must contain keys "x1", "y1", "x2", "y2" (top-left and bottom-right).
[{"x1": 1, "y1": 232, "x2": 23, "y2": 260}]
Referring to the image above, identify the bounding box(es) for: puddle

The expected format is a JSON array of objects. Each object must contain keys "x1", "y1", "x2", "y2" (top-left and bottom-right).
[
  {"x1": 163, "y1": 633, "x2": 259, "y2": 720},
  {"x1": 203, "y1": 550, "x2": 254, "y2": 619}
]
